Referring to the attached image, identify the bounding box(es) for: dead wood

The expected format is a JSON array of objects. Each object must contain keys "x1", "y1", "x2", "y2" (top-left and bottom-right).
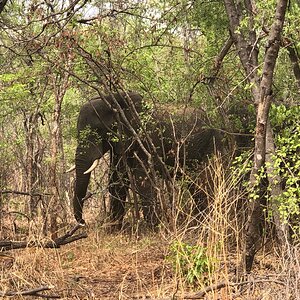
[
  {"x1": 0, "y1": 223, "x2": 87, "y2": 251},
  {"x1": 0, "y1": 285, "x2": 60, "y2": 298}
]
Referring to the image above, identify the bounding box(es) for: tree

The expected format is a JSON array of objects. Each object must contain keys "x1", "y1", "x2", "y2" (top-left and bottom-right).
[{"x1": 223, "y1": 0, "x2": 289, "y2": 272}]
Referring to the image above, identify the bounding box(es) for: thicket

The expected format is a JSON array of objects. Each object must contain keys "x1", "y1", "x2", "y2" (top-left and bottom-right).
[{"x1": 0, "y1": 0, "x2": 299, "y2": 282}]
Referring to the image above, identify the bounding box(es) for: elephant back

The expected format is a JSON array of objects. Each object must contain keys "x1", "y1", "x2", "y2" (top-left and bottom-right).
[{"x1": 138, "y1": 105, "x2": 223, "y2": 170}]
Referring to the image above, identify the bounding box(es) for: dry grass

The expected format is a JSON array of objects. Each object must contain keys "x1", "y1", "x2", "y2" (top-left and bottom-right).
[
  {"x1": 0, "y1": 229, "x2": 173, "y2": 299},
  {"x1": 1, "y1": 157, "x2": 300, "y2": 299},
  {"x1": 0, "y1": 224, "x2": 300, "y2": 299}
]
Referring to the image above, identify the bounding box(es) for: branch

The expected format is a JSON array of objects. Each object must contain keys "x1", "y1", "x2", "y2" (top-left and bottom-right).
[
  {"x1": 0, "y1": 190, "x2": 52, "y2": 197},
  {"x1": 136, "y1": 278, "x2": 285, "y2": 300},
  {"x1": 200, "y1": 36, "x2": 234, "y2": 87},
  {"x1": 0, "y1": 224, "x2": 87, "y2": 251},
  {"x1": 259, "y1": 0, "x2": 289, "y2": 103},
  {"x1": 223, "y1": 0, "x2": 260, "y2": 93},
  {"x1": 282, "y1": 37, "x2": 300, "y2": 91},
  {"x1": 123, "y1": 44, "x2": 202, "y2": 61},
  {"x1": 213, "y1": 36, "x2": 234, "y2": 75},
  {"x1": 0, "y1": 285, "x2": 59, "y2": 298},
  {"x1": 77, "y1": 6, "x2": 154, "y2": 24}
]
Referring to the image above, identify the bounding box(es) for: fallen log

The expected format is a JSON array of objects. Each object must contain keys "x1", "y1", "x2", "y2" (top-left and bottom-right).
[{"x1": 0, "y1": 223, "x2": 87, "y2": 251}]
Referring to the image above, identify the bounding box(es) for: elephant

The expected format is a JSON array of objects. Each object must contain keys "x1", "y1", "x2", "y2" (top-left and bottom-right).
[{"x1": 70, "y1": 91, "x2": 223, "y2": 229}]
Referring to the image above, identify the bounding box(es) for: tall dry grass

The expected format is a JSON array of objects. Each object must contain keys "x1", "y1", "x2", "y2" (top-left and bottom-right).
[{"x1": 0, "y1": 155, "x2": 299, "y2": 299}]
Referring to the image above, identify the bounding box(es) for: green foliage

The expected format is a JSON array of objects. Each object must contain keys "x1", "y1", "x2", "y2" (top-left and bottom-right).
[
  {"x1": 231, "y1": 104, "x2": 300, "y2": 234},
  {"x1": 62, "y1": 88, "x2": 83, "y2": 137},
  {"x1": 231, "y1": 150, "x2": 253, "y2": 183},
  {"x1": 167, "y1": 241, "x2": 215, "y2": 285},
  {"x1": 78, "y1": 126, "x2": 101, "y2": 149},
  {"x1": 0, "y1": 72, "x2": 31, "y2": 117},
  {"x1": 269, "y1": 104, "x2": 300, "y2": 229},
  {"x1": 285, "y1": 1, "x2": 300, "y2": 40},
  {"x1": 192, "y1": 0, "x2": 228, "y2": 45}
]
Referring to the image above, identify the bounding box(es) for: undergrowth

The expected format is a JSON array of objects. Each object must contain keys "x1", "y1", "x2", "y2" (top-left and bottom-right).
[{"x1": 0, "y1": 156, "x2": 299, "y2": 299}]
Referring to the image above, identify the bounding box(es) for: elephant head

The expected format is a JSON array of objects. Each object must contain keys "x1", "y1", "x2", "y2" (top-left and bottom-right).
[{"x1": 72, "y1": 91, "x2": 143, "y2": 225}]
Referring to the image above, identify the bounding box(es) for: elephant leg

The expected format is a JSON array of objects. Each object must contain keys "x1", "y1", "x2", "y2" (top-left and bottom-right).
[
  {"x1": 133, "y1": 168, "x2": 159, "y2": 228},
  {"x1": 109, "y1": 154, "x2": 129, "y2": 230},
  {"x1": 188, "y1": 181, "x2": 209, "y2": 218}
]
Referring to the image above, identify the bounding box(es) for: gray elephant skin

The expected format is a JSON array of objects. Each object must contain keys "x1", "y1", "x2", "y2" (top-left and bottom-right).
[{"x1": 72, "y1": 91, "x2": 222, "y2": 229}]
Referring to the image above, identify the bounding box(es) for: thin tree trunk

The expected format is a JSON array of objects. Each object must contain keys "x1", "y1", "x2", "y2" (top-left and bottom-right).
[
  {"x1": 49, "y1": 71, "x2": 69, "y2": 239},
  {"x1": 24, "y1": 112, "x2": 42, "y2": 218},
  {"x1": 283, "y1": 39, "x2": 300, "y2": 91},
  {"x1": 244, "y1": 0, "x2": 288, "y2": 272}
]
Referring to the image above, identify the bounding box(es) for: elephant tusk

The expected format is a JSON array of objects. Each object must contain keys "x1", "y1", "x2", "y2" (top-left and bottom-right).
[
  {"x1": 83, "y1": 159, "x2": 100, "y2": 174},
  {"x1": 66, "y1": 165, "x2": 76, "y2": 173}
]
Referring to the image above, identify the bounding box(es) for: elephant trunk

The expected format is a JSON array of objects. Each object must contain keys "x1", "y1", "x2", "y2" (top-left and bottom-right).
[
  {"x1": 74, "y1": 170, "x2": 90, "y2": 224},
  {"x1": 73, "y1": 143, "x2": 102, "y2": 224}
]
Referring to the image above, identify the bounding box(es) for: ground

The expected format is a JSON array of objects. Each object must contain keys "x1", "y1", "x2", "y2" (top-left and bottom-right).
[{"x1": 0, "y1": 224, "x2": 299, "y2": 299}]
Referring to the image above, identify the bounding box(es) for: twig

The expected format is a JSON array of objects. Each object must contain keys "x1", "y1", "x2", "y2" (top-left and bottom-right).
[
  {"x1": 0, "y1": 285, "x2": 59, "y2": 298},
  {"x1": 0, "y1": 224, "x2": 87, "y2": 251},
  {"x1": 32, "y1": 293, "x2": 60, "y2": 299}
]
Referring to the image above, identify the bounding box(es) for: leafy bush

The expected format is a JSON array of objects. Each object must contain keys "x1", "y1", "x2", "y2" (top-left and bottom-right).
[
  {"x1": 168, "y1": 241, "x2": 215, "y2": 285},
  {"x1": 270, "y1": 104, "x2": 300, "y2": 233}
]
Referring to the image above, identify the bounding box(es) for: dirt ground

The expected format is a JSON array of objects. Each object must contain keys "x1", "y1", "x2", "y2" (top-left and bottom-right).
[{"x1": 58, "y1": 233, "x2": 173, "y2": 299}]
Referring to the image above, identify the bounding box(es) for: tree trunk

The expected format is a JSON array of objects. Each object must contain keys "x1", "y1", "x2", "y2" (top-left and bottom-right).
[
  {"x1": 223, "y1": 0, "x2": 289, "y2": 272},
  {"x1": 284, "y1": 40, "x2": 300, "y2": 91},
  {"x1": 23, "y1": 112, "x2": 43, "y2": 219},
  {"x1": 49, "y1": 71, "x2": 69, "y2": 239},
  {"x1": 245, "y1": 0, "x2": 288, "y2": 272}
]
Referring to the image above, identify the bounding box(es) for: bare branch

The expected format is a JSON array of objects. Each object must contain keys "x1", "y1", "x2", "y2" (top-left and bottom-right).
[
  {"x1": 212, "y1": 36, "x2": 234, "y2": 76},
  {"x1": 138, "y1": 277, "x2": 285, "y2": 300},
  {"x1": 0, "y1": 285, "x2": 58, "y2": 298},
  {"x1": 0, "y1": 190, "x2": 52, "y2": 197},
  {"x1": 0, "y1": 224, "x2": 87, "y2": 251},
  {"x1": 282, "y1": 37, "x2": 300, "y2": 91}
]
